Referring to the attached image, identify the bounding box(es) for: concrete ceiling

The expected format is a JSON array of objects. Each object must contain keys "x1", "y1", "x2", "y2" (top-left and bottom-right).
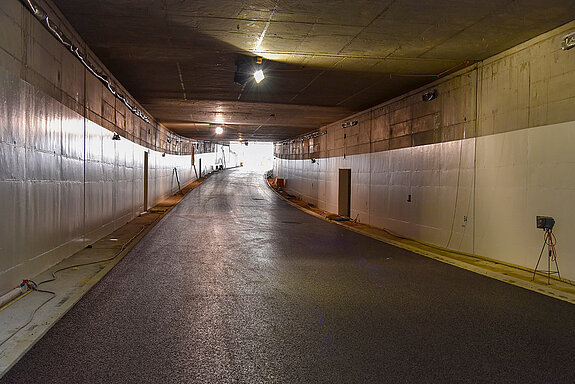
[{"x1": 53, "y1": 0, "x2": 575, "y2": 142}]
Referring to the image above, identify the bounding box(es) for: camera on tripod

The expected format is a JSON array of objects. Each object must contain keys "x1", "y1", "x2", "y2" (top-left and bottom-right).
[
  {"x1": 536, "y1": 216, "x2": 555, "y2": 230},
  {"x1": 533, "y1": 215, "x2": 560, "y2": 284}
]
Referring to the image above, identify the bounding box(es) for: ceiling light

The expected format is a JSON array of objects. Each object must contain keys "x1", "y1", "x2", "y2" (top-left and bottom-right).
[
  {"x1": 215, "y1": 126, "x2": 223, "y2": 135},
  {"x1": 254, "y1": 69, "x2": 264, "y2": 83}
]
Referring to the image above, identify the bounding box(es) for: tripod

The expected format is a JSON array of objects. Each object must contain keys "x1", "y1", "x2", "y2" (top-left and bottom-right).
[{"x1": 532, "y1": 228, "x2": 561, "y2": 284}]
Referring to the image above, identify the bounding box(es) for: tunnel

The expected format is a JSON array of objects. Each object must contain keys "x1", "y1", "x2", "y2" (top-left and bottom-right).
[{"x1": 1, "y1": 0, "x2": 575, "y2": 382}]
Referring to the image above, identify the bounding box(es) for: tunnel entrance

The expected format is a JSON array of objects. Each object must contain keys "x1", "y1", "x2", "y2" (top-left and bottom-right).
[{"x1": 230, "y1": 141, "x2": 273, "y2": 170}]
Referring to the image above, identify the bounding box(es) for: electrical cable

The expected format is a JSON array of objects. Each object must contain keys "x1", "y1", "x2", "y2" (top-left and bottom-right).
[
  {"x1": 19, "y1": 0, "x2": 150, "y2": 124},
  {"x1": 36, "y1": 224, "x2": 148, "y2": 287},
  {"x1": 545, "y1": 229, "x2": 558, "y2": 262},
  {"x1": 0, "y1": 222, "x2": 153, "y2": 348},
  {"x1": 0, "y1": 282, "x2": 56, "y2": 349},
  {"x1": 390, "y1": 61, "x2": 471, "y2": 78},
  {"x1": 446, "y1": 139, "x2": 464, "y2": 248}
]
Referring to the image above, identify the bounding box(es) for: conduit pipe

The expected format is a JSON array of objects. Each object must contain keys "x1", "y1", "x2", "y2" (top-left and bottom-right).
[{"x1": 0, "y1": 282, "x2": 28, "y2": 310}]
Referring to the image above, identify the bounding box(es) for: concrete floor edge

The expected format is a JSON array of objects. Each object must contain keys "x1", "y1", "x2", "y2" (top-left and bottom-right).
[{"x1": 267, "y1": 183, "x2": 575, "y2": 306}]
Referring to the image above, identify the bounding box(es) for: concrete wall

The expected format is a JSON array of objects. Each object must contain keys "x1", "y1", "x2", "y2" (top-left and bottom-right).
[
  {"x1": 0, "y1": 0, "x2": 222, "y2": 294},
  {"x1": 275, "y1": 21, "x2": 575, "y2": 280},
  {"x1": 0, "y1": 0, "x2": 195, "y2": 155}
]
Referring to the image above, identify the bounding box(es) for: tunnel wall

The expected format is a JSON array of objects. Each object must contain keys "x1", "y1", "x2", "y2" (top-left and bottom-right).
[
  {"x1": 275, "y1": 20, "x2": 575, "y2": 281},
  {"x1": 0, "y1": 1, "x2": 219, "y2": 294}
]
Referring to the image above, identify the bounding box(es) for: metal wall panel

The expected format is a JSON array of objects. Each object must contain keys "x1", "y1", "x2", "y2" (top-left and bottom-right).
[
  {"x1": 0, "y1": 0, "x2": 221, "y2": 293},
  {"x1": 0, "y1": 66, "x2": 212, "y2": 294}
]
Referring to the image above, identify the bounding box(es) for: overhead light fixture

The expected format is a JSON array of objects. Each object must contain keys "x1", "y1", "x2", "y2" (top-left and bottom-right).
[
  {"x1": 215, "y1": 126, "x2": 223, "y2": 135},
  {"x1": 254, "y1": 57, "x2": 264, "y2": 83},
  {"x1": 254, "y1": 69, "x2": 264, "y2": 83}
]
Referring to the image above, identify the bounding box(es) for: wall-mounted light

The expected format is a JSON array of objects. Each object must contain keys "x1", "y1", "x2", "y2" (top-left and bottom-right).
[
  {"x1": 422, "y1": 89, "x2": 437, "y2": 102},
  {"x1": 162, "y1": 152, "x2": 166, "y2": 157},
  {"x1": 341, "y1": 120, "x2": 358, "y2": 129},
  {"x1": 562, "y1": 31, "x2": 575, "y2": 50},
  {"x1": 215, "y1": 126, "x2": 223, "y2": 135},
  {"x1": 112, "y1": 132, "x2": 121, "y2": 140}
]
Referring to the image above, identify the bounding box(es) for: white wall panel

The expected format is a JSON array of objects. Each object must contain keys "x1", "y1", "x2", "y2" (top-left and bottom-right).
[
  {"x1": 0, "y1": 65, "x2": 216, "y2": 294},
  {"x1": 275, "y1": 139, "x2": 476, "y2": 253},
  {"x1": 475, "y1": 129, "x2": 530, "y2": 266},
  {"x1": 475, "y1": 122, "x2": 575, "y2": 279},
  {"x1": 276, "y1": 122, "x2": 575, "y2": 280}
]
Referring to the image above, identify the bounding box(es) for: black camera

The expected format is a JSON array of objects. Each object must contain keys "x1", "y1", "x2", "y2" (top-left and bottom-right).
[{"x1": 536, "y1": 216, "x2": 555, "y2": 230}]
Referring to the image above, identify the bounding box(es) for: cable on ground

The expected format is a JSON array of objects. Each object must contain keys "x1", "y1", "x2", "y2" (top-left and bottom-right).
[
  {"x1": 0, "y1": 281, "x2": 55, "y2": 349},
  {"x1": 0, "y1": 222, "x2": 151, "y2": 348},
  {"x1": 36, "y1": 224, "x2": 147, "y2": 287}
]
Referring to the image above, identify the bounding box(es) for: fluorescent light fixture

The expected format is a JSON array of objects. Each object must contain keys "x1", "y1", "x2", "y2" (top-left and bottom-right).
[
  {"x1": 215, "y1": 126, "x2": 223, "y2": 135},
  {"x1": 254, "y1": 69, "x2": 265, "y2": 83}
]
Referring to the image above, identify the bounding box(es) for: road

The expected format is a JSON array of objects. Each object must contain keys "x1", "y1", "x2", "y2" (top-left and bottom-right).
[{"x1": 2, "y1": 168, "x2": 575, "y2": 383}]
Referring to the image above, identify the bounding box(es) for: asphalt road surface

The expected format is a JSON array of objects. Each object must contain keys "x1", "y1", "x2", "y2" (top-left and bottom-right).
[{"x1": 3, "y1": 169, "x2": 575, "y2": 383}]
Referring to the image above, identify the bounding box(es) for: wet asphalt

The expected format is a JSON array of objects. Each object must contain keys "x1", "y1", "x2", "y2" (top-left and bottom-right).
[{"x1": 2, "y1": 168, "x2": 575, "y2": 383}]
